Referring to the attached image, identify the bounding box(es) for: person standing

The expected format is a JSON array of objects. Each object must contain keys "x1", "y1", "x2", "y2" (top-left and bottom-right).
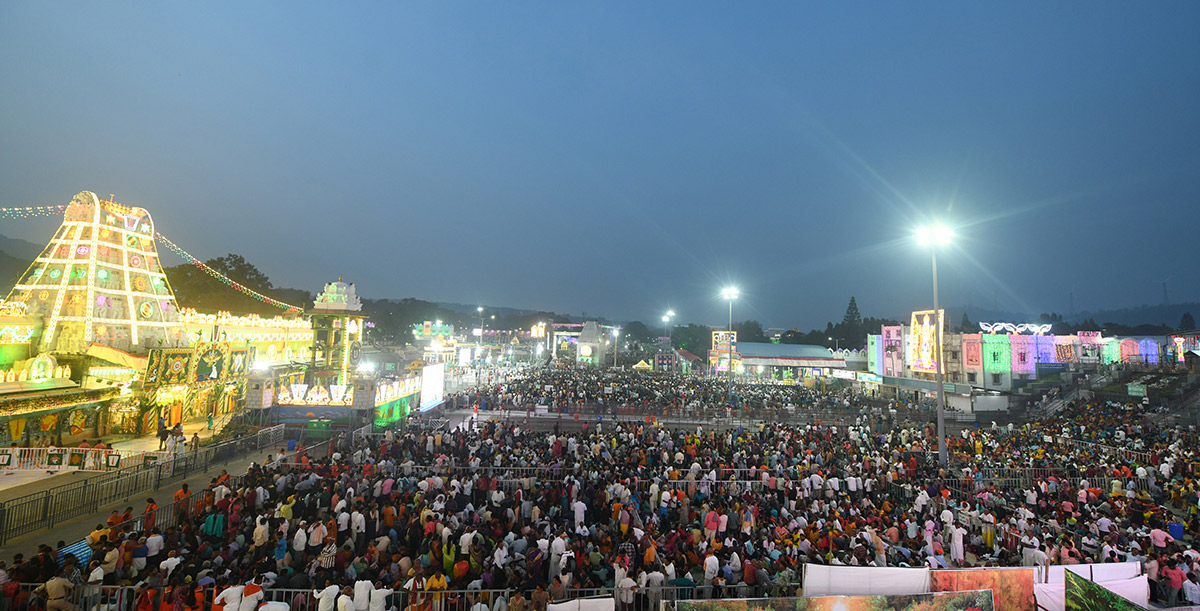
[
  {"x1": 38, "y1": 568, "x2": 75, "y2": 611},
  {"x1": 1162, "y1": 559, "x2": 1187, "y2": 607},
  {"x1": 314, "y1": 580, "x2": 340, "y2": 611},
  {"x1": 337, "y1": 586, "x2": 356, "y2": 611}
]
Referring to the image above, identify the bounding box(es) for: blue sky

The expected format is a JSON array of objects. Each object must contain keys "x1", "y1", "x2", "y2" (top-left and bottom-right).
[{"x1": 2, "y1": 2, "x2": 1198, "y2": 328}]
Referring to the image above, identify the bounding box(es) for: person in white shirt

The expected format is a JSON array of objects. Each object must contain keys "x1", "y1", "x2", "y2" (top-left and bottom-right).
[
  {"x1": 213, "y1": 584, "x2": 244, "y2": 611},
  {"x1": 259, "y1": 603, "x2": 290, "y2": 611},
  {"x1": 368, "y1": 582, "x2": 394, "y2": 611},
  {"x1": 1185, "y1": 573, "x2": 1200, "y2": 604},
  {"x1": 239, "y1": 577, "x2": 265, "y2": 611},
  {"x1": 352, "y1": 509, "x2": 367, "y2": 549},
  {"x1": 293, "y1": 524, "x2": 308, "y2": 556},
  {"x1": 145, "y1": 532, "x2": 165, "y2": 560},
  {"x1": 314, "y1": 581, "x2": 341, "y2": 611},
  {"x1": 337, "y1": 586, "x2": 356, "y2": 611},
  {"x1": 159, "y1": 551, "x2": 182, "y2": 578},
  {"x1": 353, "y1": 578, "x2": 373, "y2": 611}
]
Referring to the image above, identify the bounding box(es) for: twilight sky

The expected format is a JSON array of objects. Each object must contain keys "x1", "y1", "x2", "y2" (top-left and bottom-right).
[{"x1": 2, "y1": 3, "x2": 1198, "y2": 328}]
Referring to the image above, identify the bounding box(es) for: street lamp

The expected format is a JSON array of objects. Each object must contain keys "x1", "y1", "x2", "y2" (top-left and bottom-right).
[
  {"x1": 662, "y1": 310, "x2": 675, "y2": 344},
  {"x1": 722, "y1": 287, "x2": 739, "y2": 405},
  {"x1": 915, "y1": 223, "x2": 954, "y2": 467},
  {"x1": 828, "y1": 336, "x2": 841, "y2": 351}
]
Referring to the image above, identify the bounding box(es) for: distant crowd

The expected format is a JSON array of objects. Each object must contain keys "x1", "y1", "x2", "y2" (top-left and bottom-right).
[{"x1": 5, "y1": 368, "x2": 1200, "y2": 609}]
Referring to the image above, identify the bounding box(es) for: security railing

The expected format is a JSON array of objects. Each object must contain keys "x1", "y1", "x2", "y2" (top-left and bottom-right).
[
  {"x1": 0, "y1": 424, "x2": 289, "y2": 545},
  {"x1": 0, "y1": 447, "x2": 170, "y2": 473},
  {"x1": 2, "y1": 437, "x2": 338, "y2": 583},
  {"x1": 3, "y1": 582, "x2": 805, "y2": 611}
]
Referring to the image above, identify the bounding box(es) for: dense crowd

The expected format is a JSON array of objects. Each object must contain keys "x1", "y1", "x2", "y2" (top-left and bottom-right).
[{"x1": 6, "y1": 368, "x2": 1200, "y2": 609}]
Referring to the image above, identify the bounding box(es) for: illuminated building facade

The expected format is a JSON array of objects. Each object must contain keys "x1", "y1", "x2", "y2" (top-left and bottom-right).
[
  {"x1": 307, "y1": 279, "x2": 366, "y2": 387},
  {"x1": 869, "y1": 311, "x2": 1171, "y2": 395},
  {"x1": 4, "y1": 191, "x2": 188, "y2": 356}
]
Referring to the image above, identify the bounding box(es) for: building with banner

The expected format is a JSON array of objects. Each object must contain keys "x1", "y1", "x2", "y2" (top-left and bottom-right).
[{"x1": 863, "y1": 310, "x2": 1175, "y2": 410}]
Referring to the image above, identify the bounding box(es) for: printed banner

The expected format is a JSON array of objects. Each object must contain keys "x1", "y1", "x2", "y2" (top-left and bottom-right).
[
  {"x1": 192, "y1": 343, "x2": 227, "y2": 383},
  {"x1": 1065, "y1": 571, "x2": 1144, "y2": 611},
  {"x1": 159, "y1": 350, "x2": 192, "y2": 385},
  {"x1": 228, "y1": 348, "x2": 252, "y2": 377},
  {"x1": 932, "y1": 568, "x2": 1035, "y2": 611},
  {"x1": 676, "y1": 591, "x2": 994, "y2": 611},
  {"x1": 143, "y1": 349, "x2": 164, "y2": 389}
]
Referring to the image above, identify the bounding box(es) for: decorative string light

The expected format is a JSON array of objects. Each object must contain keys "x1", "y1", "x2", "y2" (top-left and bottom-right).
[
  {"x1": 0, "y1": 205, "x2": 69, "y2": 219},
  {"x1": 154, "y1": 231, "x2": 303, "y2": 314}
]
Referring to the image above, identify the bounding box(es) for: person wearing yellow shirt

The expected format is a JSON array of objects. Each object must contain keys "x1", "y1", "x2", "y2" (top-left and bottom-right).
[
  {"x1": 425, "y1": 568, "x2": 448, "y2": 611},
  {"x1": 88, "y1": 524, "x2": 110, "y2": 546},
  {"x1": 280, "y1": 496, "x2": 296, "y2": 521}
]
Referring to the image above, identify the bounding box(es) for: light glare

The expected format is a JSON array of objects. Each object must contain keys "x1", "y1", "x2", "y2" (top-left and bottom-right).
[{"x1": 915, "y1": 224, "x2": 954, "y2": 247}]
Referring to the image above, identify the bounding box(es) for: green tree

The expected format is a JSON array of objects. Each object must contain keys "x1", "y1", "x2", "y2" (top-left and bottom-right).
[
  {"x1": 672, "y1": 324, "x2": 713, "y2": 354},
  {"x1": 622, "y1": 320, "x2": 653, "y2": 341},
  {"x1": 207, "y1": 254, "x2": 273, "y2": 291},
  {"x1": 733, "y1": 320, "x2": 767, "y2": 343},
  {"x1": 960, "y1": 312, "x2": 972, "y2": 332},
  {"x1": 1181, "y1": 312, "x2": 1195, "y2": 331},
  {"x1": 164, "y1": 253, "x2": 310, "y2": 316}
]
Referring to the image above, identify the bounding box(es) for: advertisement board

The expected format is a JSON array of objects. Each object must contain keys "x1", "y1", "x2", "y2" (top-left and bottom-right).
[
  {"x1": 909, "y1": 309, "x2": 945, "y2": 374},
  {"x1": 419, "y1": 362, "x2": 446, "y2": 411}
]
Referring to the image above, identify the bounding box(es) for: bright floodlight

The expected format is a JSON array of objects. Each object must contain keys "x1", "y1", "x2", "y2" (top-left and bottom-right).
[
  {"x1": 662, "y1": 315, "x2": 670, "y2": 322},
  {"x1": 915, "y1": 224, "x2": 954, "y2": 247},
  {"x1": 666, "y1": 310, "x2": 675, "y2": 317},
  {"x1": 722, "y1": 287, "x2": 739, "y2": 300},
  {"x1": 613, "y1": 329, "x2": 620, "y2": 337},
  {"x1": 477, "y1": 306, "x2": 483, "y2": 312}
]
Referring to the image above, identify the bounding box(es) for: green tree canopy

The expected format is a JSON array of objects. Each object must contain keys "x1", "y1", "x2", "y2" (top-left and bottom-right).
[
  {"x1": 672, "y1": 323, "x2": 713, "y2": 354},
  {"x1": 733, "y1": 320, "x2": 767, "y2": 343}
]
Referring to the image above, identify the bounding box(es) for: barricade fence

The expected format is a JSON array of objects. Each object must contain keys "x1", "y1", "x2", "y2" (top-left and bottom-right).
[
  {"x1": 5, "y1": 582, "x2": 806, "y2": 611},
  {"x1": 350, "y1": 422, "x2": 375, "y2": 446},
  {"x1": 0, "y1": 447, "x2": 170, "y2": 474},
  {"x1": 92, "y1": 437, "x2": 338, "y2": 538},
  {"x1": 0, "y1": 424, "x2": 289, "y2": 545},
  {"x1": 2, "y1": 437, "x2": 340, "y2": 585},
  {"x1": 1051, "y1": 435, "x2": 1152, "y2": 464},
  {"x1": 470, "y1": 400, "x2": 918, "y2": 423}
]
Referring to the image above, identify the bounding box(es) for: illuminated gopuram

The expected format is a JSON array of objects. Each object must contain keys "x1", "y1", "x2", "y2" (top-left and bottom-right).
[
  {"x1": 4, "y1": 191, "x2": 188, "y2": 356},
  {"x1": 307, "y1": 278, "x2": 366, "y2": 388}
]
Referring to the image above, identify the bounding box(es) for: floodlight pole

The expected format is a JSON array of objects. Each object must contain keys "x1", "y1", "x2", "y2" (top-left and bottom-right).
[{"x1": 931, "y1": 249, "x2": 948, "y2": 467}]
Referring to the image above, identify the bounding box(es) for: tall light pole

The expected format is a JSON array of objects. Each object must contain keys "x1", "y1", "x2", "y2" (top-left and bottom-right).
[
  {"x1": 662, "y1": 310, "x2": 675, "y2": 344},
  {"x1": 916, "y1": 224, "x2": 954, "y2": 467},
  {"x1": 722, "y1": 287, "x2": 739, "y2": 405},
  {"x1": 828, "y1": 336, "x2": 841, "y2": 351},
  {"x1": 612, "y1": 328, "x2": 620, "y2": 367}
]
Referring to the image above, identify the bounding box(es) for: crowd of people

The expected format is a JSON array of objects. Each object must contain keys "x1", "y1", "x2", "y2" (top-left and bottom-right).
[{"x1": 4, "y1": 367, "x2": 1200, "y2": 609}]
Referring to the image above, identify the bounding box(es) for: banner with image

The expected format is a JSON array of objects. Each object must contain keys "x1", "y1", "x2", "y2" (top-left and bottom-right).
[
  {"x1": 1065, "y1": 571, "x2": 1145, "y2": 611},
  {"x1": 675, "y1": 590, "x2": 994, "y2": 611},
  {"x1": 158, "y1": 350, "x2": 192, "y2": 385},
  {"x1": 932, "y1": 568, "x2": 1035, "y2": 611}
]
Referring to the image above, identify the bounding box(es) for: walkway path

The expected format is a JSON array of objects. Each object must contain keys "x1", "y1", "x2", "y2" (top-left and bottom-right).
[
  {"x1": 0, "y1": 419, "x2": 217, "y2": 500},
  {"x1": 0, "y1": 452, "x2": 263, "y2": 562}
]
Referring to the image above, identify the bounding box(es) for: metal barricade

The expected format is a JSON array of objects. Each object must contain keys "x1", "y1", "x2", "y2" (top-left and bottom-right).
[{"x1": 0, "y1": 424, "x2": 295, "y2": 545}]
